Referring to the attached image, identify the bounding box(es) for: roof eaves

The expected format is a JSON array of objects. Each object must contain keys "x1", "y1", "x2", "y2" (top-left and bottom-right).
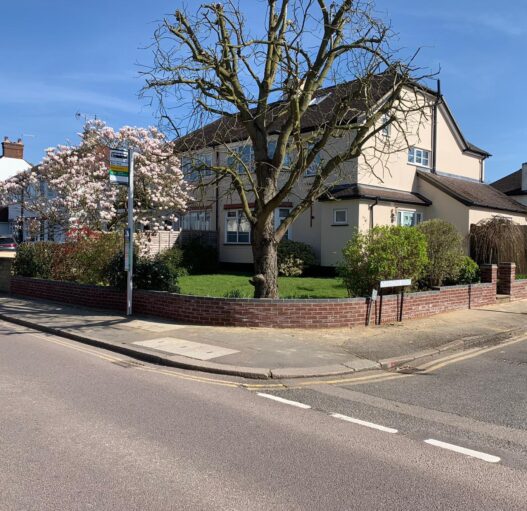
[{"x1": 418, "y1": 170, "x2": 527, "y2": 214}]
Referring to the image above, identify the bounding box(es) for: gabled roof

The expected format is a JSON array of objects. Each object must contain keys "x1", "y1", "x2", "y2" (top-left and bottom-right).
[
  {"x1": 438, "y1": 101, "x2": 491, "y2": 158},
  {"x1": 174, "y1": 72, "x2": 402, "y2": 152},
  {"x1": 320, "y1": 183, "x2": 431, "y2": 206},
  {"x1": 491, "y1": 169, "x2": 526, "y2": 196},
  {"x1": 418, "y1": 170, "x2": 527, "y2": 214},
  {"x1": 175, "y1": 72, "x2": 489, "y2": 162}
]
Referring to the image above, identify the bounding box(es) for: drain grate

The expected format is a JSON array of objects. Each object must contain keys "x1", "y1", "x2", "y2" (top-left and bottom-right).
[
  {"x1": 111, "y1": 360, "x2": 143, "y2": 368},
  {"x1": 395, "y1": 365, "x2": 425, "y2": 374}
]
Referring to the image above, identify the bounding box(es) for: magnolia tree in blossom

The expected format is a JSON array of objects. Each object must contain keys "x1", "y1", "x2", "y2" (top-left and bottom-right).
[{"x1": 0, "y1": 120, "x2": 189, "y2": 233}]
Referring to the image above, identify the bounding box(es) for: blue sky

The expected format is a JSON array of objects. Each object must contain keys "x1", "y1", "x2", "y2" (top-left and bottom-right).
[{"x1": 1, "y1": 0, "x2": 525, "y2": 182}]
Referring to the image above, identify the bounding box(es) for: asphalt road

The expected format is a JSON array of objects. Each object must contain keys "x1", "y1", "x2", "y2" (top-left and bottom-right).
[{"x1": 1, "y1": 321, "x2": 526, "y2": 510}]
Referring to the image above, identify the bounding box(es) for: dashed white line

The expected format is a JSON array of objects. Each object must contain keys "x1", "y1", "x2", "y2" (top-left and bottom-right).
[
  {"x1": 424, "y1": 439, "x2": 501, "y2": 463},
  {"x1": 257, "y1": 393, "x2": 311, "y2": 409},
  {"x1": 331, "y1": 413, "x2": 398, "y2": 433}
]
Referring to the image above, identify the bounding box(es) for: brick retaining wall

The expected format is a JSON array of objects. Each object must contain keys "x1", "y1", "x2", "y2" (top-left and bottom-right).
[{"x1": 10, "y1": 266, "x2": 498, "y2": 328}]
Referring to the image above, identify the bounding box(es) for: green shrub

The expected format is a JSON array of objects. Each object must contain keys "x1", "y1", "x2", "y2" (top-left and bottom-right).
[
  {"x1": 277, "y1": 240, "x2": 317, "y2": 276},
  {"x1": 455, "y1": 256, "x2": 480, "y2": 284},
  {"x1": 417, "y1": 219, "x2": 464, "y2": 287},
  {"x1": 135, "y1": 255, "x2": 181, "y2": 292},
  {"x1": 181, "y1": 237, "x2": 218, "y2": 274},
  {"x1": 13, "y1": 242, "x2": 55, "y2": 279},
  {"x1": 159, "y1": 246, "x2": 187, "y2": 278},
  {"x1": 104, "y1": 251, "x2": 181, "y2": 292},
  {"x1": 339, "y1": 226, "x2": 428, "y2": 297},
  {"x1": 73, "y1": 232, "x2": 123, "y2": 285}
]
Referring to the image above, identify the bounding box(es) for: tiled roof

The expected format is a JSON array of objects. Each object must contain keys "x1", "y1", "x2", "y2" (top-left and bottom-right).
[
  {"x1": 491, "y1": 169, "x2": 526, "y2": 196},
  {"x1": 320, "y1": 183, "x2": 431, "y2": 206},
  {"x1": 418, "y1": 170, "x2": 527, "y2": 214},
  {"x1": 174, "y1": 73, "x2": 402, "y2": 152}
]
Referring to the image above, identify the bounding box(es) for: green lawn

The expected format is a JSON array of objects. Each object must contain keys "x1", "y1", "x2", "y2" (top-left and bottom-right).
[{"x1": 178, "y1": 273, "x2": 348, "y2": 299}]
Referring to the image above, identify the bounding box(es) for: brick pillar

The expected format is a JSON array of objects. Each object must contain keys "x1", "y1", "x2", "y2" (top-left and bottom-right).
[
  {"x1": 497, "y1": 262, "x2": 515, "y2": 295},
  {"x1": 480, "y1": 264, "x2": 497, "y2": 285}
]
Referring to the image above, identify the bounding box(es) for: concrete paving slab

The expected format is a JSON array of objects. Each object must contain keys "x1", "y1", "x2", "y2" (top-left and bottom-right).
[
  {"x1": 125, "y1": 319, "x2": 186, "y2": 332},
  {"x1": 133, "y1": 337, "x2": 239, "y2": 360}
]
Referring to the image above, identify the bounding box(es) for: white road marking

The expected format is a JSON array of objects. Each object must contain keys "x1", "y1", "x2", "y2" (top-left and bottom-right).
[
  {"x1": 257, "y1": 393, "x2": 311, "y2": 409},
  {"x1": 331, "y1": 413, "x2": 398, "y2": 433},
  {"x1": 424, "y1": 439, "x2": 501, "y2": 463}
]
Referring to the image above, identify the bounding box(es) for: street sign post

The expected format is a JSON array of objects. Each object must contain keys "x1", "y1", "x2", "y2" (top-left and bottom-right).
[
  {"x1": 376, "y1": 279, "x2": 412, "y2": 325},
  {"x1": 126, "y1": 149, "x2": 134, "y2": 316},
  {"x1": 109, "y1": 146, "x2": 134, "y2": 316}
]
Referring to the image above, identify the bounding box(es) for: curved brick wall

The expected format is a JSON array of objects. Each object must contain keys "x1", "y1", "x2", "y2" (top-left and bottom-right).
[{"x1": 10, "y1": 275, "x2": 500, "y2": 328}]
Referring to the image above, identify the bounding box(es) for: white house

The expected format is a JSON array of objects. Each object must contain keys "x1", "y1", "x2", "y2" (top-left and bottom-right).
[{"x1": 0, "y1": 137, "x2": 32, "y2": 238}]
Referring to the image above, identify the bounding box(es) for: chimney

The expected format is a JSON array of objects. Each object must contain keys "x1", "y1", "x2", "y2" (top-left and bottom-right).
[
  {"x1": 522, "y1": 162, "x2": 527, "y2": 192},
  {"x1": 2, "y1": 136, "x2": 24, "y2": 159}
]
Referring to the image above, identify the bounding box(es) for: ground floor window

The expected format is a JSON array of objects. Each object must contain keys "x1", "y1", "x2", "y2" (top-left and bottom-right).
[
  {"x1": 275, "y1": 208, "x2": 291, "y2": 240},
  {"x1": 225, "y1": 210, "x2": 251, "y2": 244},
  {"x1": 182, "y1": 210, "x2": 211, "y2": 231},
  {"x1": 333, "y1": 208, "x2": 348, "y2": 225},
  {"x1": 397, "y1": 210, "x2": 422, "y2": 227}
]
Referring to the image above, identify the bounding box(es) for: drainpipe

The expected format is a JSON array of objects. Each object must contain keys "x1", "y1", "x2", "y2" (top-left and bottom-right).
[
  {"x1": 369, "y1": 198, "x2": 379, "y2": 230},
  {"x1": 214, "y1": 147, "x2": 220, "y2": 253},
  {"x1": 431, "y1": 80, "x2": 441, "y2": 174}
]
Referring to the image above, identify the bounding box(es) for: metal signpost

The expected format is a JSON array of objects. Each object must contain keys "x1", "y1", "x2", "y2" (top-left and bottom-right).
[
  {"x1": 370, "y1": 279, "x2": 412, "y2": 325},
  {"x1": 109, "y1": 147, "x2": 134, "y2": 316}
]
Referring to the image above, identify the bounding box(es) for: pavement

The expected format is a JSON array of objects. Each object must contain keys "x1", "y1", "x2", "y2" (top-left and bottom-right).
[
  {"x1": 1, "y1": 320, "x2": 526, "y2": 510},
  {"x1": 0, "y1": 294, "x2": 526, "y2": 379}
]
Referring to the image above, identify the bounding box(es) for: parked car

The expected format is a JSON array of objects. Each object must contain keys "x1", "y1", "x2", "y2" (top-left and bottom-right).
[{"x1": 0, "y1": 236, "x2": 17, "y2": 251}]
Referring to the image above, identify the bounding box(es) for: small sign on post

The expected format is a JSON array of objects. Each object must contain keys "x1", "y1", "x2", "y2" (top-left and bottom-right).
[
  {"x1": 376, "y1": 279, "x2": 412, "y2": 325},
  {"x1": 109, "y1": 149, "x2": 129, "y2": 185}
]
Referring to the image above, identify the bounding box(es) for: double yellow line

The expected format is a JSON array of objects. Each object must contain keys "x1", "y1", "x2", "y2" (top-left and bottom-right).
[{"x1": 14, "y1": 324, "x2": 527, "y2": 391}]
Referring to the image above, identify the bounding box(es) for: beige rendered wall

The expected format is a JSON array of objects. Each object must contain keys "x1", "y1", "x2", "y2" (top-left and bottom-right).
[
  {"x1": 357, "y1": 96, "x2": 484, "y2": 191},
  {"x1": 435, "y1": 104, "x2": 481, "y2": 180},
  {"x1": 319, "y1": 200, "x2": 360, "y2": 266},
  {"x1": 417, "y1": 179, "x2": 471, "y2": 238},
  {"x1": 469, "y1": 208, "x2": 527, "y2": 227}
]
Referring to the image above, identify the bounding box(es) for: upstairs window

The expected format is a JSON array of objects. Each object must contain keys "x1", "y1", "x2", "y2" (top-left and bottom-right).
[
  {"x1": 227, "y1": 145, "x2": 253, "y2": 174},
  {"x1": 304, "y1": 144, "x2": 322, "y2": 177},
  {"x1": 408, "y1": 147, "x2": 430, "y2": 167},
  {"x1": 181, "y1": 154, "x2": 213, "y2": 181}
]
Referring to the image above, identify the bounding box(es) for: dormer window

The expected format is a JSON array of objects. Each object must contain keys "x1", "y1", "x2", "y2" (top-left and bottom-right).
[
  {"x1": 308, "y1": 94, "x2": 330, "y2": 106},
  {"x1": 408, "y1": 147, "x2": 430, "y2": 167}
]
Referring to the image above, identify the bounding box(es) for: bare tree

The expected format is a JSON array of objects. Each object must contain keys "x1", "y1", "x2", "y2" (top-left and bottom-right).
[{"x1": 144, "y1": 0, "x2": 434, "y2": 298}]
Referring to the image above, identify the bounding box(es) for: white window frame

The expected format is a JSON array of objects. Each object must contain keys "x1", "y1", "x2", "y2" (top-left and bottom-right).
[
  {"x1": 225, "y1": 209, "x2": 251, "y2": 244},
  {"x1": 408, "y1": 147, "x2": 430, "y2": 167},
  {"x1": 274, "y1": 207, "x2": 292, "y2": 240},
  {"x1": 182, "y1": 209, "x2": 211, "y2": 231},
  {"x1": 333, "y1": 208, "x2": 348, "y2": 225},
  {"x1": 181, "y1": 154, "x2": 213, "y2": 181},
  {"x1": 227, "y1": 145, "x2": 253, "y2": 174},
  {"x1": 397, "y1": 209, "x2": 423, "y2": 227}
]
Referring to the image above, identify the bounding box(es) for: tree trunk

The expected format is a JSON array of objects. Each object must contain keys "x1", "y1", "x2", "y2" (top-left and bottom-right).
[{"x1": 251, "y1": 217, "x2": 279, "y2": 299}]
